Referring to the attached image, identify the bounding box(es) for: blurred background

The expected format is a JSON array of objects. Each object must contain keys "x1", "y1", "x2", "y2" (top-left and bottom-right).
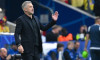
[{"x1": 0, "y1": 0, "x2": 99, "y2": 60}]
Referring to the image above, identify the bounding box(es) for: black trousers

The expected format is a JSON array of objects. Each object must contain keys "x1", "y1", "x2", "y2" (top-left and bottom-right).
[
  {"x1": 21, "y1": 46, "x2": 40, "y2": 60},
  {"x1": 90, "y1": 50, "x2": 100, "y2": 60},
  {"x1": 21, "y1": 54, "x2": 40, "y2": 60}
]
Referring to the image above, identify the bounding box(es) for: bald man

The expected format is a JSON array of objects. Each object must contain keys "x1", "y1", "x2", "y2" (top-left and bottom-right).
[{"x1": 0, "y1": 48, "x2": 7, "y2": 60}]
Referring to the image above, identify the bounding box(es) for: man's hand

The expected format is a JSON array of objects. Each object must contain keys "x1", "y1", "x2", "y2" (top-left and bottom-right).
[
  {"x1": 52, "y1": 11, "x2": 59, "y2": 21},
  {"x1": 84, "y1": 48, "x2": 88, "y2": 52},
  {"x1": 6, "y1": 55, "x2": 11, "y2": 60},
  {"x1": 18, "y1": 45, "x2": 24, "y2": 53}
]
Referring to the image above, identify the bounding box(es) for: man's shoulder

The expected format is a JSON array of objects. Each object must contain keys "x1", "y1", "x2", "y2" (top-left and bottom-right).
[
  {"x1": 90, "y1": 24, "x2": 100, "y2": 29},
  {"x1": 16, "y1": 14, "x2": 25, "y2": 22},
  {"x1": 18, "y1": 14, "x2": 25, "y2": 19}
]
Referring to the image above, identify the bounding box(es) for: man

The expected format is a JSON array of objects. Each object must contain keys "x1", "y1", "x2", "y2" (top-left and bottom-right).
[
  {"x1": 76, "y1": 25, "x2": 87, "y2": 40},
  {"x1": 74, "y1": 41, "x2": 80, "y2": 52},
  {"x1": 0, "y1": 48, "x2": 7, "y2": 60},
  {"x1": 0, "y1": 48, "x2": 12, "y2": 60},
  {"x1": 8, "y1": 42, "x2": 19, "y2": 55},
  {"x1": 47, "y1": 43, "x2": 64, "y2": 60},
  {"x1": 64, "y1": 41, "x2": 74, "y2": 60},
  {"x1": 84, "y1": 17, "x2": 100, "y2": 60},
  {"x1": 58, "y1": 28, "x2": 73, "y2": 42},
  {"x1": 14, "y1": 1, "x2": 59, "y2": 60},
  {"x1": 74, "y1": 41, "x2": 81, "y2": 60},
  {"x1": 46, "y1": 25, "x2": 62, "y2": 42}
]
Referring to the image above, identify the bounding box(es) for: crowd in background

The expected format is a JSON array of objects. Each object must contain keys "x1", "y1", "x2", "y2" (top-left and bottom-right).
[
  {"x1": 59, "y1": 0, "x2": 94, "y2": 14},
  {"x1": 45, "y1": 41, "x2": 81, "y2": 60},
  {"x1": 0, "y1": 23, "x2": 88, "y2": 60},
  {"x1": 45, "y1": 25, "x2": 87, "y2": 42},
  {"x1": 0, "y1": 9, "x2": 9, "y2": 33},
  {"x1": 40, "y1": 25, "x2": 88, "y2": 60},
  {"x1": 0, "y1": 9, "x2": 89, "y2": 60}
]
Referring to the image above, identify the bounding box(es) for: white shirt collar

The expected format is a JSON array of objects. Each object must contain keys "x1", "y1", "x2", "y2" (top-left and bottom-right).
[{"x1": 94, "y1": 24, "x2": 100, "y2": 25}]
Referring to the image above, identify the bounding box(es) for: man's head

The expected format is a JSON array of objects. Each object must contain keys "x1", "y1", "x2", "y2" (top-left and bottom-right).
[
  {"x1": 74, "y1": 41, "x2": 80, "y2": 50},
  {"x1": 67, "y1": 41, "x2": 74, "y2": 50},
  {"x1": 80, "y1": 25, "x2": 87, "y2": 34},
  {"x1": 60, "y1": 28, "x2": 68, "y2": 36},
  {"x1": 0, "y1": 48, "x2": 7, "y2": 58},
  {"x1": 57, "y1": 43, "x2": 64, "y2": 52},
  {"x1": 22, "y1": 1, "x2": 34, "y2": 15},
  {"x1": 95, "y1": 17, "x2": 100, "y2": 24},
  {"x1": 52, "y1": 25, "x2": 62, "y2": 34},
  {"x1": 11, "y1": 42, "x2": 18, "y2": 51}
]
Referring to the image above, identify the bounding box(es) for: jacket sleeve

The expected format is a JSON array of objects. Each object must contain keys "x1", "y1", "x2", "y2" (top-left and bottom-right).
[
  {"x1": 39, "y1": 19, "x2": 56, "y2": 31},
  {"x1": 35, "y1": 16, "x2": 56, "y2": 31},
  {"x1": 14, "y1": 18, "x2": 22, "y2": 45}
]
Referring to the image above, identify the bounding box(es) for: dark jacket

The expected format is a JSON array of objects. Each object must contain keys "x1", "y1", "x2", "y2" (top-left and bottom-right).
[
  {"x1": 64, "y1": 48, "x2": 72, "y2": 60},
  {"x1": 48, "y1": 49, "x2": 58, "y2": 60},
  {"x1": 46, "y1": 31, "x2": 59, "y2": 42},
  {"x1": 14, "y1": 14, "x2": 56, "y2": 54}
]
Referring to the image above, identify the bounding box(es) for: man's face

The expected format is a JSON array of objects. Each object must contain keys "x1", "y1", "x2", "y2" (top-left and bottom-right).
[
  {"x1": 58, "y1": 47, "x2": 64, "y2": 52},
  {"x1": 68, "y1": 43, "x2": 74, "y2": 50},
  {"x1": 80, "y1": 26, "x2": 85, "y2": 33},
  {"x1": 12, "y1": 45, "x2": 18, "y2": 51},
  {"x1": 55, "y1": 27, "x2": 62, "y2": 34},
  {"x1": 24, "y1": 3, "x2": 34, "y2": 15},
  {"x1": 75, "y1": 42, "x2": 80, "y2": 49},
  {"x1": 1, "y1": 49, "x2": 7, "y2": 57}
]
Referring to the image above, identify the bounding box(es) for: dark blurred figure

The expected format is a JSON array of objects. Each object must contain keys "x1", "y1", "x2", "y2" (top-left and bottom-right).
[
  {"x1": 8, "y1": 42, "x2": 19, "y2": 55},
  {"x1": 47, "y1": 43, "x2": 64, "y2": 60},
  {"x1": 94, "y1": 0, "x2": 100, "y2": 16},
  {"x1": 64, "y1": 41, "x2": 74, "y2": 60},
  {"x1": 58, "y1": 28, "x2": 73, "y2": 42},
  {"x1": 74, "y1": 41, "x2": 81, "y2": 60},
  {"x1": 76, "y1": 25, "x2": 87, "y2": 40},
  {"x1": 74, "y1": 41, "x2": 80, "y2": 52},
  {"x1": 46, "y1": 25, "x2": 62, "y2": 42},
  {"x1": 0, "y1": 0, "x2": 5, "y2": 8}
]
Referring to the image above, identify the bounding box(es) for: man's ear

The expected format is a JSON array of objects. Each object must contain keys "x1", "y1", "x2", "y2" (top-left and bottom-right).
[{"x1": 24, "y1": 8, "x2": 27, "y2": 12}]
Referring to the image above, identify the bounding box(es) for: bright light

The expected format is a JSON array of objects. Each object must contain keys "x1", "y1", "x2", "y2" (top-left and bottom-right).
[{"x1": 0, "y1": 8, "x2": 2, "y2": 12}]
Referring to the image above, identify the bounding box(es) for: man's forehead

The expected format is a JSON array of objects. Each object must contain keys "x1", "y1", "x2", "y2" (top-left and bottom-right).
[
  {"x1": 1, "y1": 48, "x2": 7, "y2": 51},
  {"x1": 27, "y1": 3, "x2": 33, "y2": 6}
]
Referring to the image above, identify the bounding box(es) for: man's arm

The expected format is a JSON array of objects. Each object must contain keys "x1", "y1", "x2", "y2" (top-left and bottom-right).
[
  {"x1": 39, "y1": 11, "x2": 58, "y2": 31},
  {"x1": 14, "y1": 18, "x2": 22, "y2": 45},
  {"x1": 84, "y1": 34, "x2": 89, "y2": 51},
  {"x1": 14, "y1": 18, "x2": 24, "y2": 53},
  {"x1": 39, "y1": 20, "x2": 56, "y2": 31},
  {"x1": 84, "y1": 26, "x2": 91, "y2": 51}
]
